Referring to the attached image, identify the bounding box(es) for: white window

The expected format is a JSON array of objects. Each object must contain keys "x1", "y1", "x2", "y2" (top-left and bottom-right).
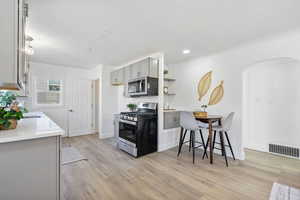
[{"x1": 35, "y1": 79, "x2": 63, "y2": 106}]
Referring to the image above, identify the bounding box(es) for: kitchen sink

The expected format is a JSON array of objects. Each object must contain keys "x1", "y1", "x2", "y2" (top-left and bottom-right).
[{"x1": 23, "y1": 115, "x2": 41, "y2": 119}]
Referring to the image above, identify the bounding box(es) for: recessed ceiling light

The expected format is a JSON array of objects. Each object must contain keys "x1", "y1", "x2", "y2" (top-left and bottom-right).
[{"x1": 182, "y1": 49, "x2": 191, "y2": 54}]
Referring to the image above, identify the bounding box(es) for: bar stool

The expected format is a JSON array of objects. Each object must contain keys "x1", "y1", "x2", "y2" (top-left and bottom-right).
[
  {"x1": 177, "y1": 111, "x2": 208, "y2": 164},
  {"x1": 203, "y1": 112, "x2": 235, "y2": 167}
]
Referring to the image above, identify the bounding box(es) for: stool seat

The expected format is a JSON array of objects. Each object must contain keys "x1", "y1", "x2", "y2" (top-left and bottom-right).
[
  {"x1": 177, "y1": 111, "x2": 208, "y2": 164},
  {"x1": 197, "y1": 122, "x2": 208, "y2": 129},
  {"x1": 203, "y1": 112, "x2": 235, "y2": 167}
]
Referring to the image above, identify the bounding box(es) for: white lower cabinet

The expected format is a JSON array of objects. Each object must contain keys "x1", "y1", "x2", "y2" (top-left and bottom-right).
[
  {"x1": 0, "y1": 136, "x2": 61, "y2": 200},
  {"x1": 164, "y1": 111, "x2": 180, "y2": 129}
]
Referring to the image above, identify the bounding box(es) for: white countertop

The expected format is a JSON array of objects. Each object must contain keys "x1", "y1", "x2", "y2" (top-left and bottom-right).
[
  {"x1": 0, "y1": 112, "x2": 65, "y2": 144},
  {"x1": 163, "y1": 109, "x2": 179, "y2": 112}
]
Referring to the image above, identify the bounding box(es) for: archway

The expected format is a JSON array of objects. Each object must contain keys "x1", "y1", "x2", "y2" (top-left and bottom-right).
[{"x1": 242, "y1": 57, "x2": 300, "y2": 157}]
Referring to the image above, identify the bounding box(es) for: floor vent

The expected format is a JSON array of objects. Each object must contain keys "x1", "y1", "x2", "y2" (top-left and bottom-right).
[{"x1": 269, "y1": 144, "x2": 299, "y2": 158}]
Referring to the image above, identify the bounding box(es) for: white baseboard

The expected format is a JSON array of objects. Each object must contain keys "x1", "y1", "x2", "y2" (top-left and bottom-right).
[
  {"x1": 68, "y1": 130, "x2": 97, "y2": 137},
  {"x1": 158, "y1": 142, "x2": 178, "y2": 152},
  {"x1": 99, "y1": 132, "x2": 114, "y2": 139}
]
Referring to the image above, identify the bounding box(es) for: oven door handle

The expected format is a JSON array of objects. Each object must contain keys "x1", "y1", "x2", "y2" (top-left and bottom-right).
[{"x1": 119, "y1": 119, "x2": 137, "y2": 126}]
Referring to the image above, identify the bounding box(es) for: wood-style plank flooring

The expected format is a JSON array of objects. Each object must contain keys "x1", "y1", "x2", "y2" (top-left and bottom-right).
[{"x1": 62, "y1": 134, "x2": 300, "y2": 200}]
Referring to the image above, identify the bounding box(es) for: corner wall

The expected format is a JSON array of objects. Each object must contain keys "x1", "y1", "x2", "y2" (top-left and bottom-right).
[
  {"x1": 28, "y1": 62, "x2": 101, "y2": 133},
  {"x1": 99, "y1": 66, "x2": 119, "y2": 138},
  {"x1": 244, "y1": 58, "x2": 300, "y2": 152},
  {"x1": 170, "y1": 29, "x2": 300, "y2": 159}
]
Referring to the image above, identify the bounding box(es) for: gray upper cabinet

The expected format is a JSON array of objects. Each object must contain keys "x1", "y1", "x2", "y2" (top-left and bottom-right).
[
  {"x1": 124, "y1": 65, "x2": 131, "y2": 82},
  {"x1": 128, "y1": 57, "x2": 159, "y2": 81},
  {"x1": 130, "y1": 59, "x2": 150, "y2": 80},
  {"x1": 123, "y1": 66, "x2": 131, "y2": 97},
  {"x1": 148, "y1": 58, "x2": 159, "y2": 78},
  {"x1": 111, "y1": 57, "x2": 159, "y2": 88},
  {"x1": 0, "y1": 0, "x2": 28, "y2": 91},
  {"x1": 111, "y1": 68, "x2": 124, "y2": 85},
  {"x1": 130, "y1": 63, "x2": 139, "y2": 80}
]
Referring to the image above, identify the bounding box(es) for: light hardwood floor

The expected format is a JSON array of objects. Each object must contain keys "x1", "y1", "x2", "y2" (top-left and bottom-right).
[{"x1": 62, "y1": 134, "x2": 300, "y2": 200}]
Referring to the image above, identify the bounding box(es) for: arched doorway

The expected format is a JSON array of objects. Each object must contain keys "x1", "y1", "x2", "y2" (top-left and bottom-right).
[{"x1": 242, "y1": 57, "x2": 300, "y2": 156}]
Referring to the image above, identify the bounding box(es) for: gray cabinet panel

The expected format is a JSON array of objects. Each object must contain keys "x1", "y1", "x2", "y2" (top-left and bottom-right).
[
  {"x1": 0, "y1": 0, "x2": 28, "y2": 91},
  {"x1": 164, "y1": 111, "x2": 180, "y2": 129},
  {"x1": 130, "y1": 63, "x2": 139, "y2": 79},
  {"x1": 111, "y1": 68, "x2": 124, "y2": 85},
  {"x1": 130, "y1": 60, "x2": 148, "y2": 79},
  {"x1": 123, "y1": 66, "x2": 131, "y2": 96},
  {"x1": 124, "y1": 65, "x2": 131, "y2": 82},
  {"x1": 0, "y1": 136, "x2": 61, "y2": 200},
  {"x1": 128, "y1": 57, "x2": 158, "y2": 80},
  {"x1": 149, "y1": 58, "x2": 159, "y2": 78},
  {"x1": 0, "y1": 0, "x2": 17, "y2": 87},
  {"x1": 138, "y1": 58, "x2": 150, "y2": 77}
]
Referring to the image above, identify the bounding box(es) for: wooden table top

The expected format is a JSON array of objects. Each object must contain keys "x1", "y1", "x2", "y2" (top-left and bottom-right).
[{"x1": 195, "y1": 115, "x2": 223, "y2": 120}]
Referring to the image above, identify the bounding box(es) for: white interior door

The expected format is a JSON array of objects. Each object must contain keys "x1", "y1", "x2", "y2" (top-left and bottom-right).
[{"x1": 67, "y1": 79, "x2": 93, "y2": 137}]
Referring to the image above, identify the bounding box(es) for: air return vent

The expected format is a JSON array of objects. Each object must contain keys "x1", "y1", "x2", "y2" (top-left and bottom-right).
[{"x1": 269, "y1": 144, "x2": 299, "y2": 158}]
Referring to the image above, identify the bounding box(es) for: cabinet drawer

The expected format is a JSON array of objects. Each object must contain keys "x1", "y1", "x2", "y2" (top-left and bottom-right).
[{"x1": 164, "y1": 111, "x2": 180, "y2": 129}]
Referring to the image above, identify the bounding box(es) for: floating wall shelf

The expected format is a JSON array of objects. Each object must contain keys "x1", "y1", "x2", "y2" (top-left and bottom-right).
[{"x1": 164, "y1": 78, "x2": 176, "y2": 82}]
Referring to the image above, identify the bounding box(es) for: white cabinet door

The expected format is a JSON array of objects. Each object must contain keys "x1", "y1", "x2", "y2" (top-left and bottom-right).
[
  {"x1": 123, "y1": 66, "x2": 132, "y2": 97},
  {"x1": 149, "y1": 58, "x2": 159, "y2": 78},
  {"x1": 130, "y1": 60, "x2": 148, "y2": 79},
  {"x1": 130, "y1": 63, "x2": 139, "y2": 80},
  {"x1": 124, "y1": 65, "x2": 131, "y2": 82},
  {"x1": 0, "y1": 0, "x2": 17, "y2": 87},
  {"x1": 138, "y1": 59, "x2": 150, "y2": 77},
  {"x1": 17, "y1": 0, "x2": 28, "y2": 90},
  {"x1": 0, "y1": 136, "x2": 61, "y2": 200},
  {"x1": 111, "y1": 68, "x2": 124, "y2": 85},
  {"x1": 128, "y1": 58, "x2": 157, "y2": 80},
  {"x1": 67, "y1": 79, "x2": 93, "y2": 137},
  {"x1": 110, "y1": 70, "x2": 118, "y2": 85}
]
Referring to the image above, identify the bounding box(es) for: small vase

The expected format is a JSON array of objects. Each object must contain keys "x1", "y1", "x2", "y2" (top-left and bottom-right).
[{"x1": 0, "y1": 119, "x2": 18, "y2": 130}]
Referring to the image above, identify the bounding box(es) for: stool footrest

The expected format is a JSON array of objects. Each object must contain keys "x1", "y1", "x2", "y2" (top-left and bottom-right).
[
  {"x1": 214, "y1": 142, "x2": 230, "y2": 148},
  {"x1": 193, "y1": 145, "x2": 205, "y2": 149}
]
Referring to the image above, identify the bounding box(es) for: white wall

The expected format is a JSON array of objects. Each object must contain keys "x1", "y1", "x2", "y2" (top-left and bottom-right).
[
  {"x1": 170, "y1": 29, "x2": 300, "y2": 159},
  {"x1": 244, "y1": 58, "x2": 300, "y2": 152},
  {"x1": 99, "y1": 66, "x2": 119, "y2": 138},
  {"x1": 28, "y1": 62, "x2": 101, "y2": 134}
]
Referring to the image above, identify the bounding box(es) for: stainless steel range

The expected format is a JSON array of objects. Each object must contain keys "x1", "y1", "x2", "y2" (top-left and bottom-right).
[{"x1": 118, "y1": 103, "x2": 158, "y2": 157}]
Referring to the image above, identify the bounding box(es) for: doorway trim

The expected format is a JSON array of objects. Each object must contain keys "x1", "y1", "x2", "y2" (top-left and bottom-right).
[{"x1": 241, "y1": 57, "x2": 300, "y2": 160}]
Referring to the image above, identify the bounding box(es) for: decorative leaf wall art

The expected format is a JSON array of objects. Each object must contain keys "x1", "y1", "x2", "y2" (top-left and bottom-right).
[
  {"x1": 197, "y1": 71, "x2": 224, "y2": 109},
  {"x1": 197, "y1": 71, "x2": 212, "y2": 101},
  {"x1": 208, "y1": 81, "x2": 224, "y2": 105}
]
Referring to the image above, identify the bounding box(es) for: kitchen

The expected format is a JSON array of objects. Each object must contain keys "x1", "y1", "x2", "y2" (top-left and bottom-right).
[
  {"x1": 1, "y1": 0, "x2": 300, "y2": 200},
  {"x1": 111, "y1": 55, "x2": 182, "y2": 155}
]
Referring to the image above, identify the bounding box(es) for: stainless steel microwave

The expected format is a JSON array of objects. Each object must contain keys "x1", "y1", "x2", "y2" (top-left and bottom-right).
[{"x1": 128, "y1": 77, "x2": 158, "y2": 97}]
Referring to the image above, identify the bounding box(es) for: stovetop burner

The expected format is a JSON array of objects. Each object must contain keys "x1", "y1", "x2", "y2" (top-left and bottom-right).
[
  {"x1": 120, "y1": 103, "x2": 158, "y2": 122},
  {"x1": 120, "y1": 112, "x2": 138, "y2": 121}
]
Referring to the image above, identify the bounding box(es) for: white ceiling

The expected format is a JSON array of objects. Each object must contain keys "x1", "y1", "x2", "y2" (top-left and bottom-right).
[{"x1": 27, "y1": 0, "x2": 300, "y2": 68}]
